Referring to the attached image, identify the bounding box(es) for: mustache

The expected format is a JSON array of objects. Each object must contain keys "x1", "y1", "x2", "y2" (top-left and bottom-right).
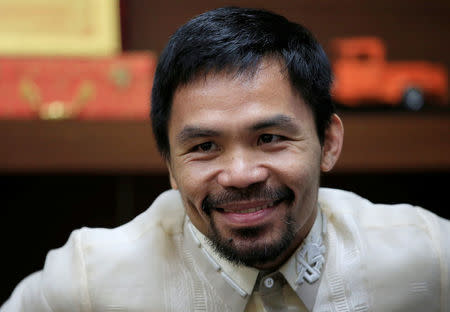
[{"x1": 202, "y1": 183, "x2": 294, "y2": 214}]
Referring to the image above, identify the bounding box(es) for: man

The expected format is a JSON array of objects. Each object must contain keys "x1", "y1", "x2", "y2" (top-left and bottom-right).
[{"x1": 3, "y1": 7, "x2": 449, "y2": 312}]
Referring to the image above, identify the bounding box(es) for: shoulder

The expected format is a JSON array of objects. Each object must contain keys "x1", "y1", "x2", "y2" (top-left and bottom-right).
[
  {"x1": 318, "y1": 188, "x2": 450, "y2": 311},
  {"x1": 79, "y1": 188, "x2": 185, "y2": 246},
  {"x1": 56, "y1": 189, "x2": 185, "y2": 268},
  {"x1": 41, "y1": 189, "x2": 185, "y2": 310},
  {"x1": 318, "y1": 187, "x2": 450, "y2": 269},
  {"x1": 317, "y1": 187, "x2": 450, "y2": 247}
]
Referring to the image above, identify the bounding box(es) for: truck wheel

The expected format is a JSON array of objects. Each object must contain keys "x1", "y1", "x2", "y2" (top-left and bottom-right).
[{"x1": 402, "y1": 87, "x2": 424, "y2": 111}]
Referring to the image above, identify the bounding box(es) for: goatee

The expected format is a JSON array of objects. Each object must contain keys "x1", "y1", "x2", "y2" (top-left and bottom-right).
[{"x1": 202, "y1": 183, "x2": 296, "y2": 267}]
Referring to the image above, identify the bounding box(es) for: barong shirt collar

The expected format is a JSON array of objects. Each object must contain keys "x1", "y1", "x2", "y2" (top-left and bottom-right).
[{"x1": 185, "y1": 206, "x2": 327, "y2": 312}]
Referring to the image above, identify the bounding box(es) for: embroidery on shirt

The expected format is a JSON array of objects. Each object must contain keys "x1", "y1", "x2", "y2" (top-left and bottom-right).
[
  {"x1": 187, "y1": 221, "x2": 249, "y2": 298},
  {"x1": 295, "y1": 232, "x2": 326, "y2": 285}
]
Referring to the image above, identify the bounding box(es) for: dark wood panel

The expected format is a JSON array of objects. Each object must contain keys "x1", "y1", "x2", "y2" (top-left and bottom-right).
[
  {"x1": 0, "y1": 120, "x2": 166, "y2": 173},
  {"x1": 336, "y1": 112, "x2": 450, "y2": 172}
]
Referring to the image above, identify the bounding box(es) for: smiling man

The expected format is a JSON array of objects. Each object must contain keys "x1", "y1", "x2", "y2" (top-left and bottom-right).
[
  {"x1": 3, "y1": 7, "x2": 450, "y2": 312},
  {"x1": 166, "y1": 60, "x2": 338, "y2": 272}
]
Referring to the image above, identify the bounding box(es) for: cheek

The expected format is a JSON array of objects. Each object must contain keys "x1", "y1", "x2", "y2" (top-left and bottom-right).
[
  {"x1": 172, "y1": 166, "x2": 211, "y2": 234},
  {"x1": 268, "y1": 149, "x2": 321, "y2": 188},
  {"x1": 172, "y1": 162, "x2": 216, "y2": 206},
  {"x1": 174, "y1": 170, "x2": 200, "y2": 203}
]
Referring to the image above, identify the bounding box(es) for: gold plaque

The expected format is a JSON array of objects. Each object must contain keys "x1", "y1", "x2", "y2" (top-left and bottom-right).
[{"x1": 0, "y1": 0, "x2": 121, "y2": 56}]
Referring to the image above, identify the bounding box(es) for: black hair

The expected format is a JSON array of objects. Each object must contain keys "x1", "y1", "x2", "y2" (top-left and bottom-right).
[{"x1": 151, "y1": 7, "x2": 334, "y2": 159}]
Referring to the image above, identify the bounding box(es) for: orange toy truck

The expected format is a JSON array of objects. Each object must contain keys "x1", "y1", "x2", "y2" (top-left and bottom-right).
[{"x1": 330, "y1": 37, "x2": 448, "y2": 110}]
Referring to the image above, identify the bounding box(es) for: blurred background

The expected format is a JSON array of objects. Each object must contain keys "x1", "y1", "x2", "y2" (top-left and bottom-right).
[{"x1": 1, "y1": 0, "x2": 449, "y2": 303}]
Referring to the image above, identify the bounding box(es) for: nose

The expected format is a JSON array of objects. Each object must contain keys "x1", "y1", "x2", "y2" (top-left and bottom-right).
[{"x1": 217, "y1": 149, "x2": 269, "y2": 189}]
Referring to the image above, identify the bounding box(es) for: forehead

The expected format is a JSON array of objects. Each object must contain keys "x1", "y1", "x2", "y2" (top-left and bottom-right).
[{"x1": 168, "y1": 59, "x2": 312, "y2": 133}]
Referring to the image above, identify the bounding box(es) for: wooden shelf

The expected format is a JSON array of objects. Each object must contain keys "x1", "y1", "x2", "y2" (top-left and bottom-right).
[
  {"x1": 0, "y1": 120, "x2": 166, "y2": 173},
  {"x1": 337, "y1": 112, "x2": 450, "y2": 172},
  {"x1": 0, "y1": 112, "x2": 449, "y2": 173}
]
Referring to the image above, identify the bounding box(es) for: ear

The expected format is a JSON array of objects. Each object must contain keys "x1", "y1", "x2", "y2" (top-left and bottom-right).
[
  {"x1": 320, "y1": 114, "x2": 344, "y2": 172},
  {"x1": 166, "y1": 160, "x2": 179, "y2": 190}
]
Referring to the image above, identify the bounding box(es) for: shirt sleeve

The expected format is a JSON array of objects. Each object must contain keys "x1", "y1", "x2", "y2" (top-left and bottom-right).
[{"x1": 1, "y1": 229, "x2": 91, "y2": 312}]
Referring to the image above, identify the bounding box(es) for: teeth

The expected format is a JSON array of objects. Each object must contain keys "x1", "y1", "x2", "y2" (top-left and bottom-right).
[{"x1": 222, "y1": 202, "x2": 275, "y2": 214}]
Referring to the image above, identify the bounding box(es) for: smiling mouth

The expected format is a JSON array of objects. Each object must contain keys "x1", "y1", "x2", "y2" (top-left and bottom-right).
[
  {"x1": 215, "y1": 198, "x2": 284, "y2": 214},
  {"x1": 202, "y1": 185, "x2": 295, "y2": 216}
]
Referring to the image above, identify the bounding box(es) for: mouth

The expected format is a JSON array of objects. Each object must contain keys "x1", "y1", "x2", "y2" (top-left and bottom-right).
[
  {"x1": 201, "y1": 185, "x2": 294, "y2": 228},
  {"x1": 212, "y1": 197, "x2": 286, "y2": 227}
]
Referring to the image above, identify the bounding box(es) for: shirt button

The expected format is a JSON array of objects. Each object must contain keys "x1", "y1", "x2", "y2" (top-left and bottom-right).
[{"x1": 263, "y1": 277, "x2": 274, "y2": 288}]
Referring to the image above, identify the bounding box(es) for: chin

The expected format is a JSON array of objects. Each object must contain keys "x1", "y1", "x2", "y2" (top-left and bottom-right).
[{"x1": 206, "y1": 214, "x2": 297, "y2": 268}]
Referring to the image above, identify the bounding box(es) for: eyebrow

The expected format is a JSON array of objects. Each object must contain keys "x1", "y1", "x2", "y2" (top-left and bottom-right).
[
  {"x1": 249, "y1": 114, "x2": 299, "y2": 133},
  {"x1": 176, "y1": 126, "x2": 221, "y2": 144},
  {"x1": 176, "y1": 114, "x2": 299, "y2": 144}
]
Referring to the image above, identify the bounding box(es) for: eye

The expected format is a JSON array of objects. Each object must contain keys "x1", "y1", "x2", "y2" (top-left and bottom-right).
[
  {"x1": 258, "y1": 134, "x2": 281, "y2": 145},
  {"x1": 193, "y1": 141, "x2": 217, "y2": 152}
]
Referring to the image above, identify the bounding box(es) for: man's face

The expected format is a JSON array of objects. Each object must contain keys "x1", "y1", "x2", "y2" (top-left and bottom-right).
[{"x1": 167, "y1": 59, "x2": 340, "y2": 269}]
